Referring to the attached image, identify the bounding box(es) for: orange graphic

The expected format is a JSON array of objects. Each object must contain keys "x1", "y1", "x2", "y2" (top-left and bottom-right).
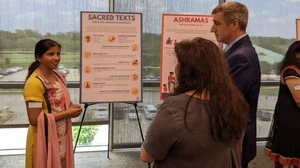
[
  {"x1": 131, "y1": 59, "x2": 139, "y2": 67},
  {"x1": 108, "y1": 35, "x2": 116, "y2": 43},
  {"x1": 83, "y1": 81, "x2": 92, "y2": 89},
  {"x1": 83, "y1": 66, "x2": 92, "y2": 74},
  {"x1": 131, "y1": 44, "x2": 139, "y2": 52},
  {"x1": 83, "y1": 51, "x2": 92, "y2": 59},
  {"x1": 131, "y1": 74, "x2": 139, "y2": 81},
  {"x1": 131, "y1": 87, "x2": 139, "y2": 96},
  {"x1": 84, "y1": 35, "x2": 92, "y2": 43}
]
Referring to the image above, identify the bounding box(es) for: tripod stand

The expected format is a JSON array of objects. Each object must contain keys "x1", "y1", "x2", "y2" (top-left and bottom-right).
[{"x1": 73, "y1": 102, "x2": 151, "y2": 167}]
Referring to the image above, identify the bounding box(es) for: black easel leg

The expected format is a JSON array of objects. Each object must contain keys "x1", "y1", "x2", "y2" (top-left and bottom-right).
[
  {"x1": 107, "y1": 103, "x2": 111, "y2": 159},
  {"x1": 73, "y1": 103, "x2": 89, "y2": 153},
  {"x1": 133, "y1": 103, "x2": 145, "y2": 142},
  {"x1": 132, "y1": 103, "x2": 151, "y2": 168}
]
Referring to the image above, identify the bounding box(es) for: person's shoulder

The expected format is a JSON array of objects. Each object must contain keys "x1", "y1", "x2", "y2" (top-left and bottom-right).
[
  {"x1": 25, "y1": 72, "x2": 42, "y2": 86},
  {"x1": 23, "y1": 72, "x2": 44, "y2": 96},
  {"x1": 228, "y1": 50, "x2": 251, "y2": 64},
  {"x1": 282, "y1": 66, "x2": 300, "y2": 78},
  {"x1": 164, "y1": 94, "x2": 184, "y2": 103},
  {"x1": 161, "y1": 94, "x2": 188, "y2": 110},
  {"x1": 231, "y1": 43, "x2": 257, "y2": 61}
]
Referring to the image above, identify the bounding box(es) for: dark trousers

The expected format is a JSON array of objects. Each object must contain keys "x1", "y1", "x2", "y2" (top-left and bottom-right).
[{"x1": 242, "y1": 163, "x2": 248, "y2": 168}]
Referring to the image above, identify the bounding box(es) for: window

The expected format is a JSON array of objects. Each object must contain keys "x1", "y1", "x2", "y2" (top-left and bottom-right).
[
  {"x1": 0, "y1": 0, "x2": 109, "y2": 152},
  {"x1": 0, "y1": 0, "x2": 109, "y2": 82}
]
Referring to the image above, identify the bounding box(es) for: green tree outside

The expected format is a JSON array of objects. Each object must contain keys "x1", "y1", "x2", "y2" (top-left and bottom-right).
[{"x1": 72, "y1": 125, "x2": 99, "y2": 145}]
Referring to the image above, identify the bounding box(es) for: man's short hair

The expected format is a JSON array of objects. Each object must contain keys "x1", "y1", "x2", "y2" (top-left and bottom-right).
[{"x1": 212, "y1": 1, "x2": 248, "y2": 31}]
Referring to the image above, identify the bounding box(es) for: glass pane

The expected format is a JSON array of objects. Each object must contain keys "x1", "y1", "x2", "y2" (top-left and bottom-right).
[
  {"x1": 112, "y1": 87, "x2": 162, "y2": 147},
  {"x1": 0, "y1": 88, "x2": 111, "y2": 126},
  {"x1": 228, "y1": 0, "x2": 298, "y2": 39},
  {"x1": 0, "y1": 89, "x2": 28, "y2": 125},
  {"x1": 113, "y1": 0, "x2": 219, "y2": 148},
  {"x1": 0, "y1": 0, "x2": 109, "y2": 82},
  {"x1": 72, "y1": 125, "x2": 108, "y2": 147},
  {"x1": 0, "y1": 87, "x2": 109, "y2": 150},
  {"x1": 0, "y1": 125, "x2": 108, "y2": 152},
  {"x1": 257, "y1": 86, "x2": 278, "y2": 138},
  {"x1": 0, "y1": 128, "x2": 27, "y2": 154}
]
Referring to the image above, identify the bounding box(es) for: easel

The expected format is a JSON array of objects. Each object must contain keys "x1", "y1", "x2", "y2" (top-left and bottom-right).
[
  {"x1": 73, "y1": 102, "x2": 111, "y2": 158},
  {"x1": 73, "y1": 102, "x2": 150, "y2": 168}
]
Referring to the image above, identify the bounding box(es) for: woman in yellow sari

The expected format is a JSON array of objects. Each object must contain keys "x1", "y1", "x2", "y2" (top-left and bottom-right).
[{"x1": 23, "y1": 39, "x2": 82, "y2": 168}]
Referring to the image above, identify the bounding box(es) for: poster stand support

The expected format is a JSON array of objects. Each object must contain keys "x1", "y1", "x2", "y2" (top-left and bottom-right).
[
  {"x1": 126, "y1": 102, "x2": 150, "y2": 168},
  {"x1": 73, "y1": 102, "x2": 111, "y2": 158},
  {"x1": 73, "y1": 103, "x2": 95, "y2": 153},
  {"x1": 127, "y1": 102, "x2": 144, "y2": 141},
  {"x1": 74, "y1": 102, "x2": 145, "y2": 163},
  {"x1": 74, "y1": 102, "x2": 150, "y2": 167}
]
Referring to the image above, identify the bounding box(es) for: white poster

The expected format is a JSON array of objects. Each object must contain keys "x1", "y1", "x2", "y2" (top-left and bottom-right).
[
  {"x1": 80, "y1": 12, "x2": 142, "y2": 103},
  {"x1": 160, "y1": 14, "x2": 218, "y2": 100},
  {"x1": 297, "y1": 19, "x2": 300, "y2": 40}
]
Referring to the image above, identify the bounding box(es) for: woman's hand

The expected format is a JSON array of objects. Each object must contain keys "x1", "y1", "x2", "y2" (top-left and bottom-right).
[
  {"x1": 66, "y1": 105, "x2": 83, "y2": 118},
  {"x1": 71, "y1": 104, "x2": 82, "y2": 108}
]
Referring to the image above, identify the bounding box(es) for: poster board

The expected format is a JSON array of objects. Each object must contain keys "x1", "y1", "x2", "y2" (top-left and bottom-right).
[
  {"x1": 80, "y1": 12, "x2": 142, "y2": 103},
  {"x1": 297, "y1": 19, "x2": 300, "y2": 40},
  {"x1": 160, "y1": 14, "x2": 218, "y2": 100}
]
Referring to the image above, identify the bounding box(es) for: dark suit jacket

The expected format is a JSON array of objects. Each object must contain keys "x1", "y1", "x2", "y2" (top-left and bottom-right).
[{"x1": 225, "y1": 35, "x2": 261, "y2": 164}]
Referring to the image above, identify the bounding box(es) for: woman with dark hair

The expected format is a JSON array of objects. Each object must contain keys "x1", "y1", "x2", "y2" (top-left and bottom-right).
[
  {"x1": 140, "y1": 37, "x2": 249, "y2": 168},
  {"x1": 265, "y1": 41, "x2": 300, "y2": 168},
  {"x1": 23, "y1": 39, "x2": 82, "y2": 168}
]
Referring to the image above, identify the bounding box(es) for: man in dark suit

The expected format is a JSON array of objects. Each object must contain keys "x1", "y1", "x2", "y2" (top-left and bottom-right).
[{"x1": 211, "y1": 2, "x2": 261, "y2": 168}]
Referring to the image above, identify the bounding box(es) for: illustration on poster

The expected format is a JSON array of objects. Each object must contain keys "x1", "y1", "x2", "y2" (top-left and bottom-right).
[
  {"x1": 131, "y1": 87, "x2": 139, "y2": 96},
  {"x1": 108, "y1": 35, "x2": 116, "y2": 43},
  {"x1": 83, "y1": 51, "x2": 92, "y2": 59},
  {"x1": 84, "y1": 66, "x2": 92, "y2": 74},
  {"x1": 163, "y1": 84, "x2": 168, "y2": 93},
  {"x1": 166, "y1": 37, "x2": 173, "y2": 44},
  {"x1": 131, "y1": 74, "x2": 139, "y2": 81},
  {"x1": 131, "y1": 44, "x2": 139, "y2": 52},
  {"x1": 167, "y1": 72, "x2": 176, "y2": 93},
  {"x1": 85, "y1": 35, "x2": 92, "y2": 43},
  {"x1": 83, "y1": 81, "x2": 92, "y2": 89},
  {"x1": 131, "y1": 59, "x2": 139, "y2": 67}
]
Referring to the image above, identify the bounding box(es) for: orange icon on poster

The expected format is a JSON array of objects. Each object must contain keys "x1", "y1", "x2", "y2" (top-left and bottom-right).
[
  {"x1": 83, "y1": 51, "x2": 92, "y2": 59},
  {"x1": 131, "y1": 44, "x2": 139, "y2": 52},
  {"x1": 84, "y1": 35, "x2": 92, "y2": 43},
  {"x1": 83, "y1": 81, "x2": 92, "y2": 89},
  {"x1": 131, "y1": 59, "x2": 139, "y2": 67},
  {"x1": 84, "y1": 66, "x2": 92, "y2": 74},
  {"x1": 108, "y1": 35, "x2": 116, "y2": 43},
  {"x1": 131, "y1": 87, "x2": 139, "y2": 96},
  {"x1": 131, "y1": 74, "x2": 139, "y2": 81}
]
